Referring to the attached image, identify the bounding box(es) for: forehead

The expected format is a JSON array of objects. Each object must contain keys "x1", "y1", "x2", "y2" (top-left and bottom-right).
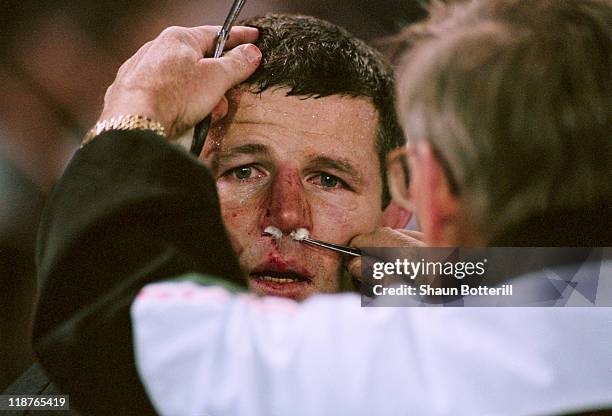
[{"x1": 205, "y1": 87, "x2": 379, "y2": 161}]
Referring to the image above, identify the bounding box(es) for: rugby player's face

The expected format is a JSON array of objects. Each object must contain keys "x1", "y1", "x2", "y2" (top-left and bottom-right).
[{"x1": 202, "y1": 88, "x2": 383, "y2": 300}]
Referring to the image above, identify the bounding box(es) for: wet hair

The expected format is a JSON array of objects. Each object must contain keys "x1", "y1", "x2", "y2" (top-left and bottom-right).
[
  {"x1": 241, "y1": 14, "x2": 405, "y2": 207},
  {"x1": 394, "y1": 0, "x2": 612, "y2": 240}
]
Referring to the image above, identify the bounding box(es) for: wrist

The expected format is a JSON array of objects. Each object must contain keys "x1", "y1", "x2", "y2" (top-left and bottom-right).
[
  {"x1": 100, "y1": 89, "x2": 170, "y2": 133},
  {"x1": 82, "y1": 114, "x2": 166, "y2": 146}
]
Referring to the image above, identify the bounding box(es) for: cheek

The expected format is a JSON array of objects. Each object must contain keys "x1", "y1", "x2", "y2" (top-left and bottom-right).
[
  {"x1": 216, "y1": 180, "x2": 268, "y2": 210},
  {"x1": 308, "y1": 191, "x2": 359, "y2": 212},
  {"x1": 311, "y1": 196, "x2": 383, "y2": 242},
  {"x1": 219, "y1": 197, "x2": 266, "y2": 253}
]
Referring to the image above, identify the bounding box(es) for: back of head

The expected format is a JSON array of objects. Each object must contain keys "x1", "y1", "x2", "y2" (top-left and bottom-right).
[
  {"x1": 396, "y1": 0, "x2": 612, "y2": 245},
  {"x1": 241, "y1": 14, "x2": 405, "y2": 207}
]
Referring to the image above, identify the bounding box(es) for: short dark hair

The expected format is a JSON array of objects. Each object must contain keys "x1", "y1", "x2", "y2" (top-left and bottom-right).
[{"x1": 240, "y1": 14, "x2": 405, "y2": 207}]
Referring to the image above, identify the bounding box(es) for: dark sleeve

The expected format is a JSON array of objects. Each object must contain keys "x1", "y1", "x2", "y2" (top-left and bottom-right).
[
  {"x1": 33, "y1": 130, "x2": 245, "y2": 415},
  {"x1": 2, "y1": 363, "x2": 80, "y2": 416}
]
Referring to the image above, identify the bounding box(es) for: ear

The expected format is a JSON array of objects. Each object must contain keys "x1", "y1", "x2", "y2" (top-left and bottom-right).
[
  {"x1": 382, "y1": 200, "x2": 413, "y2": 229},
  {"x1": 412, "y1": 141, "x2": 459, "y2": 245}
]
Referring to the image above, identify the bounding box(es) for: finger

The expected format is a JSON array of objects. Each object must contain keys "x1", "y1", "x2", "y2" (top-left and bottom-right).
[
  {"x1": 348, "y1": 232, "x2": 373, "y2": 248},
  {"x1": 210, "y1": 96, "x2": 229, "y2": 124},
  {"x1": 346, "y1": 257, "x2": 362, "y2": 281},
  {"x1": 198, "y1": 43, "x2": 262, "y2": 95},
  {"x1": 349, "y1": 229, "x2": 389, "y2": 248},
  {"x1": 350, "y1": 228, "x2": 425, "y2": 249},
  {"x1": 223, "y1": 26, "x2": 260, "y2": 50},
  {"x1": 187, "y1": 25, "x2": 258, "y2": 56},
  {"x1": 397, "y1": 229, "x2": 425, "y2": 241},
  {"x1": 397, "y1": 229, "x2": 424, "y2": 237},
  {"x1": 158, "y1": 26, "x2": 219, "y2": 57}
]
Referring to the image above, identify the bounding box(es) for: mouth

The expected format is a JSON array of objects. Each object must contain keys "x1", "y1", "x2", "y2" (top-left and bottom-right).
[
  {"x1": 250, "y1": 270, "x2": 311, "y2": 284},
  {"x1": 248, "y1": 260, "x2": 313, "y2": 300}
]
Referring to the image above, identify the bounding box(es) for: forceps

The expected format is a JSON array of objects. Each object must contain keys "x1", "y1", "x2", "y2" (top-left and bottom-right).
[
  {"x1": 191, "y1": 0, "x2": 248, "y2": 155},
  {"x1": 300, "y1": 238, "x2": 362, "y2": 257}
]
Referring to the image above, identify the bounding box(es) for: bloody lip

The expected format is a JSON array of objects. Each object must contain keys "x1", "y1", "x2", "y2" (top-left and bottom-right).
[
  {"x1": 248, "y1": 278, "x2": 311, "y2": 300},
  {"x1": 248, "y1": 254, "x2": 313, "y2": 300}
]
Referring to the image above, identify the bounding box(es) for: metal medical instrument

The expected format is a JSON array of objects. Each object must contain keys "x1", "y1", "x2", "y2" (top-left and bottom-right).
[
  {"x1": 298, "y1": 237, "x2": 362, "y2": 257},
  {"x1": 190, "y1": 0, "x2": 248, "y2": 155}
]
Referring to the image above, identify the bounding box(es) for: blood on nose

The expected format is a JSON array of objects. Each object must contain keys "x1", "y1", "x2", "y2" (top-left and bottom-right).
[{"x1": 265, "y1": 169, "x2": 311, "y2": 234}]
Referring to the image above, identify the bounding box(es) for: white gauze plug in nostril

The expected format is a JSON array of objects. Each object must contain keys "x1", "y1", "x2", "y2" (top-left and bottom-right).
[
  {"x1": 264, "y1": 226, "x2": 283, "y2": 240},
  {"x1": 289, "y1": 228, "x2": 309, "y2": 241}
]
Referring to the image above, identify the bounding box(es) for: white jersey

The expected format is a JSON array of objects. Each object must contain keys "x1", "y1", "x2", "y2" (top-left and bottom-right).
[{"x1": 132, "y1": 280, "x2": 612, "y2": 416}]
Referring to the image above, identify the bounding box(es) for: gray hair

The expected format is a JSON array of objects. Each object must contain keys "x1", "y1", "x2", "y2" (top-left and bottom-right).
[{"x1": 396, "y1": 0, "x2": 612, "y2": 238}]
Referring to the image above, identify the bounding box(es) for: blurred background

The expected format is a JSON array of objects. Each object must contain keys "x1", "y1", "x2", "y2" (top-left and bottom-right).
[
  {"x1": 0, "y1": 0, "x2": 425, "y2": 390},
  {"x1": 0, "y1": 0, "x2": 425, "y2": 192}
]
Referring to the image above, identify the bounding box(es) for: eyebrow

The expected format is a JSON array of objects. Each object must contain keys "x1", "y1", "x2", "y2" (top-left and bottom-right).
[
  {"x1": 210, "y1": 145, "x2": 364, "y2": 186},
  {"x1": 306, "y1": 155, "x2": 363, "y2": 186},
  {"x1": 210, "y1": 144, "x2": 271, "y2": 172}
]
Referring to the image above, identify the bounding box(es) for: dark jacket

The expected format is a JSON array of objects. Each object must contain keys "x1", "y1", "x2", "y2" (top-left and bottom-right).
[
  {"x1": 33, "y1": 131, "x2": 244, "y2": 415},
  {"x1": 2, "y1": 363, "x2": 78, "y2": 416}
]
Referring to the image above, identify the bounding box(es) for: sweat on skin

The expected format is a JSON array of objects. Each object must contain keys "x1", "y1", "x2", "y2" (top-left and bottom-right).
[{"x1": 200, "y1": 87, "x2": 389, "y2": 300}]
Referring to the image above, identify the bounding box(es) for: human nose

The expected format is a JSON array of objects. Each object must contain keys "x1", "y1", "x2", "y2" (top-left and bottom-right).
[{"x1": 263, "y1": 169, "x2": 311, "y2": 235}]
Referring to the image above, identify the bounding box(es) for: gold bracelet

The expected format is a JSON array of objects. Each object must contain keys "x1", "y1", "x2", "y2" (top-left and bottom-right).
[{"x1": 82, "y1": 115, "x2": 166, "y2": 146}]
